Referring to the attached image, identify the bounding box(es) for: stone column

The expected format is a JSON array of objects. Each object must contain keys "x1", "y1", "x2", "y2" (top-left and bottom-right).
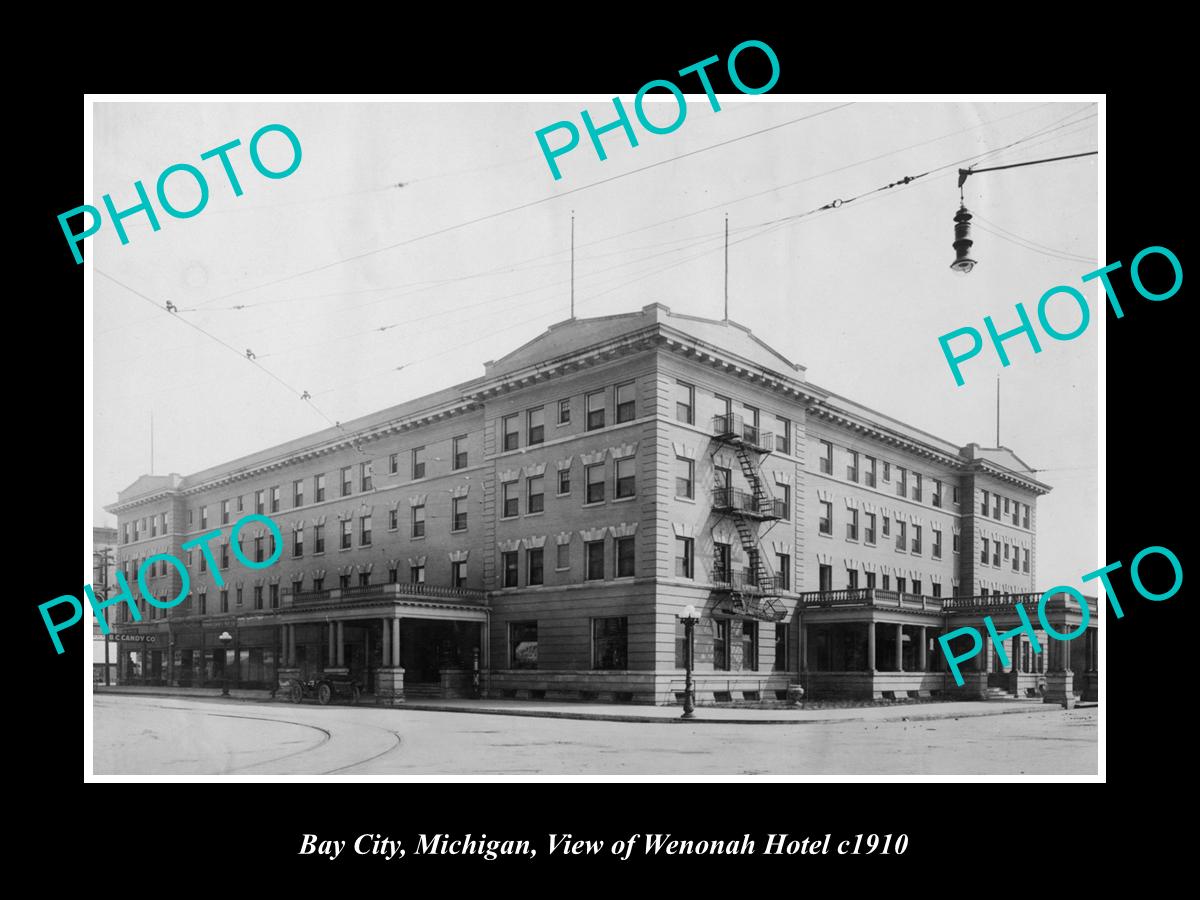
[
  {"x1": 327, "y1": 622, "x2": 335, "y2": 667},
  {"x1": 382, "y1": 619, "x2": 391, "y2": 667},
  {"x1": 866, "y1": 622, "x2": 876, "y2": 673},
  {"x1": 393, "y1": 617, "x2": 401, "y2": 669},
  {"x1": 336, "y1": 621, "x2": 345, "y2": 667},
  {"x1": 895, "y1": 623, "x2": 904, "y2": 672},
  {"x1": 917, "y1": 626, "x2": 927, "y2": 672},
  {"x1": 289, "y1": 624, "x2": 296, "y2": 666}
]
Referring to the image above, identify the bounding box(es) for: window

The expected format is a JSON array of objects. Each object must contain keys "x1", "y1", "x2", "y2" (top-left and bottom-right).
[
  {"x1": 586, "y1": 463, "x2": 605, "y2": 503},
  {"x1": 981, "y1": 490, "x2": 990, "y2": 515},
  {"x1": 586, "y1": 390, "x2": 605, "y2": 430},
  {"x1": 714, "y1": 394, "x2": 733, "y2": 429},
  {"x1": 932, "y1": 479, "x2": 942, "y2": 508},
  {"x1": 360, "y1": 513, "x2": 372, "y2": 546},
  {"x1": 292, "y1": 579, "x2": 303, "y2": 597},
  {"x1": 1012, "y1": 548, "x2": 1020, "y2": 572},
  {"x1": 912, "y1": 524, "x2": 922, "y2": 554},
  {"x1": 528, "y1": 475, "x2": 545, "y2": 513},
  {"x1": 714, "y1": 466, "x2": 731, "y2": 492},
  {"x1": 452, "y1": 560, "x2": 467, "y2": 588},
  {"x1": 819, "y1": 501, "x2": 832, "y2": 535},
  {"x1": 411, "y1": 503, "x2": 425, "y2": 538},
  {"x1": 389, "y1": 453, "x2": 399, "y2": 475},
  {"x1": 896, "y1": 520, "x2": 907, "y2": 551},
  {"x1": 236, "y1": 586, "x2": 244, "y2": 607},
  {"x1": 714, "y1": 542, "x2": 732, "y2": 582},
  {"x1": 585, "y1": 541, "x2": 605, "y2": 580},
  {"x1": 341, "y1": 519, "x2": 352, "y2": 550},
  {"x1": 1022, "y1": 548, "x2": 1030, "y2": 573},
  {"x1": 150, "y1": 516, "x2": 157, "y2": 537},
  {"x1": 252, "y1": 489, "x2": 263, "y2": 514},
  {"x1": 993, "y1": 495, "x2": 1001, "y2": 520},
  {"x1": 775, "y1": 416, "x2": 790, "y2": 454},
  {"x1": 865, "y1": 512, "x2": 877, "y2": 545},
  {"x1": 1004, "y1": 542, "x2": 1010, "y2": 560},
  {"x1": 981, "y1": 538, "x2": 989, "y2": 564},
  {"x1": 359, "y1": 573, "x2": 370, "y2": 588},
  {"x1": 198, "y1": 591, "x2": 207, "y2": 615},
  {"x1": 866, "y1": 572, "x2": 876, "y2": 589},
  {"x1": 776, "y1": 482, "x2": 790, "y2": 520},
  {"x1": 293, "y1": 479, "x2": 304, "y2": 507},
  {"x1": 882, "y1": 516, "x2": 890, "y2": 538},
  {"x1": 953, "y1": 485, "x2": 960, "y2": 505},
  {"x1": 254, "y1": 586, "x2": 263, "y2": 610},
  {"x1": 616, "y1": 536, "x2": 635, "y2": 577},
  {"x1": 912, "y1": 473, "x2": 922, "y2": 503},
  {"x1": 412, "y1": 447, "x2": 426, "y2": 480},
  {"x1": 359, "y1": 463, "x2": 372, "y2": 493},
  {"x1": 293, "y1": 525, "x2": 304, "y2": 558},
  {"x1": 528, "y1": 406, "x2": 545, "y2": 445},
  {"x1": 992, "y1": 543, "x2": 1000, "y2": 566},
  {"x1": 219, "y1": 544, "x2": 228, "y2": 568},
  {"x1": 556, "y1": 542, "x2": 570, "y2": 570},
  {"x1": 895, "y1": 577, "x2": 905, "y2": 595},
  {"x1": 847, "y1": 450, "x2": 859, "y2": 482},
  {"x1": 502, "y1": 481, "x2": 519, "y2": 518},
  {"x1": 865, "y1": 456, "x2": 877, "y2": 488},
  {"x1": 675, "y1": 537, "x2": 694, "y2": 578},
  {"x1": 742, "y1": 621, "x2": 758, "y2": 671},
  {"x1": 1012, "y1": 501, "x2": 1020, "y2": 526},
  {"x1": 883, "y1": 461, "x2": 891, "y2": 482},
  {"x1": 882, "y1": 574, "x2": 891, "y2": 591},
  {"x1": 933, "y1": 582, "x2": 942, "y2": 598},
  {"x1": 846, "y1": 508, "x2": 859, "y2": 541},
  {"x1": 387, "y1": 567, "x2": 397, "y2": 585},
  {"x1": 675, "y1": 457, "x2": 694, "y2": 499},
  {"x1": 411, "y1": 564, "x2": 425, "y2": 585},
  {"x1": 933, "y1": 528, "x2": 943, "y2": 559},
  {"x1": 818, "y1": 564, "x2": 832, "y2": 592},
  {"x1": 896, "y1": 466, "x2": 907, "y2": 497},
  {"x1": 847, "y1": 569, "x2": 859, "y2": 589},
  {"x1": 1023, "y1": 506, "x2": 1030, "y2": 529},
  {"x1": 615, "y1": 457, "x2": 636, "y2": 498},
  {"x1": 776, "y1": 553, "x2": 790, "y2": 590},
  {"x1": 952, "y1": 532, "x2": 960, "y2": 553},
  {"x1": 220, "y1": 590, "x2": 229, "y2": 613},
  {"x1": 453, "y1": 435, "x2": 468, "y2": 470},
  {"x1": 593, "y1": 617, "x2": 627, "y2": 670},
  {"x1": 339, "y1": 573, "x2": 351, "y2": 589},
  {"x1": 819, "y1": 440, "x2": 832, "y2": 474},
  {"x1": 912, "y1": 579, "x2": 922, "y2": 596},
  {"x1": 511, "y1": 622, "x2": 538, "y2": 669},
  {"x1": 557, "y1": 398, "x2": 571, "y2": 425},
  {"x1": 452, "y1": 497, "x2": 467, "y2": 532},
  {"x1": 341, "y1": 467, "x2": 352, "y2": 497},
  {"x1": 314, "y1": 473, "x2": 326, "y2": 503},
  {"x1": 314, "y1": 523, "x2": 325, "y2": 553},
  {"x1": 713, "y1": 619, "x2": 730, "y2": 671},
  {"x1": 200, "y1": 506, "x2": 208, "y2": 529},
  {"x1": 388, "y1": 508, "x2": 398, "y2": 531},
  {"x1": 558, "y1": 467, "x2": 571, "y2": 496},
  {"x1": 221, "y1": 500, "x2": 230, "y2": 525},
  {"x1": 502, "y1": 415, "x2": 518, "y2": 451},
  {"x1": 616, "y1": 381, "x2": 636, "y2": 422},
  {"x1": 675, "y1": 381, "x2": 694, "y2": 424},
  {"x1": 527, "y1": 547, "x2": 544, "y2": 586}
]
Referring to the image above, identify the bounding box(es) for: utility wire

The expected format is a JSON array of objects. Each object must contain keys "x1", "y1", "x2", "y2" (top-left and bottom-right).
[{"x1": 192, "y1": 104, "x2": 855, "y2": 308}]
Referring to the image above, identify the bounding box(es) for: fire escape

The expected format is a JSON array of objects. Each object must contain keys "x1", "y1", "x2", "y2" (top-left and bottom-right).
[{"x1": 709, "y1": 413, "x2": 787, "y2": 622}]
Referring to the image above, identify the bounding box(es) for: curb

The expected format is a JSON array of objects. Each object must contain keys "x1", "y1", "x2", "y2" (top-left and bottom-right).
[{"x1": 95, "y1": 688, "x2": 1093, "y2": 725}]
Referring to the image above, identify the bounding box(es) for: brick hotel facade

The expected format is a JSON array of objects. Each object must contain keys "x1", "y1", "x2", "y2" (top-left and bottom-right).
[{"x1": 104, "y1": 303, "x2": 1098, "y2": 704}]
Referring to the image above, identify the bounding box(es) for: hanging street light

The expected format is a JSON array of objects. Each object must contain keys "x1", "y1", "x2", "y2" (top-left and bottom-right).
[{"x1": 950, "y1": 204, "x2": 977, "y2": 275}]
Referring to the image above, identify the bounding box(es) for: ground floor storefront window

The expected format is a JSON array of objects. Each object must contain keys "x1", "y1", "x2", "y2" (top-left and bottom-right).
[{"x1": 592, "y1": 617, "x2": 627, "y2": 669}]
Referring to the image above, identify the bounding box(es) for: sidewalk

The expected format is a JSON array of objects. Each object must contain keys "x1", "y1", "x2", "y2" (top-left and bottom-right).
[{"x1": 93, "y1": 685, "x2": 1091, "y2": 725}]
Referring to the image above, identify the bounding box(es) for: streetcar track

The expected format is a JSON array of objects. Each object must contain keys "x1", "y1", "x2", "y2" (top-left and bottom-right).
[
  {"x1": 205, "y1": 712, "x2": 334, "y2": 772},
  {"x1": 320, "y1": 730, "x2": 404, "y2": 774}
]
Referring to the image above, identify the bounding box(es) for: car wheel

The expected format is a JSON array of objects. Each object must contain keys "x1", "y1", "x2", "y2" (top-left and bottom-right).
[
  {"x1": 350, "y1": 686, "x2": 361, "y2": 706},
  {"x1": 289, "y1": 681, "x2": 303, "y2": 704},
  {"x1": 318, "y1": 682, "x2": 333, "y2": 705}
]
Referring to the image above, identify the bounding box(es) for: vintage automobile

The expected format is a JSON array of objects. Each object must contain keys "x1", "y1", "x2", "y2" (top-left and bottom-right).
[{"x1": 284, "y1": 673, "x2": 362, "y2": 705}]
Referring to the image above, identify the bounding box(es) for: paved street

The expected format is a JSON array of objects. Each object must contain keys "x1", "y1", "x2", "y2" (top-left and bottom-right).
[{"x1": 93, "y1": 695, "x2": 1097, "y2": 776}]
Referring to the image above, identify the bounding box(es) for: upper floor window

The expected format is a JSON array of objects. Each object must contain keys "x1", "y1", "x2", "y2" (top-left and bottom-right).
[
  {"x1": 1023, "y1": 506, "x2": 1030, "y2": 529},
  {"x1": 389, "y1": 453, "x2": 399, "y2": 475},
  {"x1": 819, "y1": 440, "x2": 832, "y2": 474},
  {"x1": 615, "y1": 536, "x2": 635, "y2": 577},
  {"x1": 293, "y1": 479, "x2": 304, "y2": 507},
  {"x1": 411, "y1": 504, "x2": 425, "y2": 538},
  {"x1": 932, "y1": 479, "x2": 942, "y2": 508},
  {"x1": 675, "y1": 457, "x2": 694, "y2": 499},
  {"x1": 847, "y1": 450, "x2": 859, "y2": 483},
  {"x1": 675, "y1": 381, "x2": 694, "y2": 425},
  {"x1": 1022, "y1": 548, "x2": 1030, "y2": 572},
  {"x1": 865, "y1": 456, "x2": 877, "y2": 488},
  {"x1": 341, "y1": 519, "x2": 352, "y2": 550},
  {"x1": 932, "y1": 528, "x2": 943, "y2": 559},
  {"x1": 896, "y1": 519, "x2": 907, "y2": 551},
  {"x1": 453, "y1": 435, "x2": 468, "y2": 470},
  {"x1": 452, "y1": 497, "x2": 467, "y2": 532},
  {"x1": 340, "y1": 467, "x2": 352, "y2": 497},
  {"x1": 981, "y1": 489, "x2": 990, "y2": 516},
  {"x1": 527, "y1": 475, "x2": 545, "y2": 513},
  {"x1": 675, "y1": 536, "x2": 694, "y2": 578},
  {"x1": 200, "y1": 506, "x2": 208, "y2": 529},
  {"x1": 864, "y1": 512, "x2": 876, "y2": 545},
  {"x1": 896, "y1": 467, "x2": 907, "y2": 497},
  {"x1": 360, "y1": 513, "x2": 372, "y2": 546},
  {"x1": 502, "y1": 481, "x2": 519, "y2": 518},
  {"x1": 615, "y1": 457, "x2": 636, "y2": 499},
  {"x1": 1012, "y1": 501, "x2": 1020, "y2": 526},
  {"x1": 585, "y1": 541, "x2": 605, "y2": 581},
  {"x1": 992, "y1": 494, "x2": 1001, "y2": 520},
  {"x1": 360, "y1": 463, "x2": 372, "y2": 492},
  {"x1": 846, "y1": 508, "x2": 859, "y2": 541},
  {"x1": 912, "y1": 473, "x2": 922, "y2": 503},
  {"x1": 586, "y1": 463, "x2": 605, "y2": 504},
  {"x1": 270, "y1": 485, "x2": 281, "y2": 513},
  {"x1": 586, "y1": 390, "x2": 605, "y2": 431},
  {"x1": 412, "y1": 446, "x2": 426, "y2": 480},
  {"x1": 314, "y1": 473, "x2": 326, "y2": 502},
  {"x1": 221, "y1": 500, "x2": 230, "y2": 525},
  {"x1": 616, "y1": 381, "x2": 636, "y2": 423},
  {"x1": 912, "y1": 524, "x2": 922, "y2": 555},
  {"x1": 502, "y1": 414, "x2": 519, "y2": 451},
  {"x1": 775, "y1": 416, "x2": 790, "y2": 455},
  {"x1": 819, "y1": 501, "x2": 832, "y2": 535},
  {"x1": 255, "y1": 489, "x2": 265, "y2": 514},
  {"x1": 776, "y1": 482, "x2": 790, "y2": 521},
  {"x1": 557, "y1": 397, "x2": 571, "y2": 425},
  {"x1": 528, "y1": 407, "x2": 545, "y2": 445},
  {"x1": 981, "y1": 538, "x2": 989, "y2": 564}
]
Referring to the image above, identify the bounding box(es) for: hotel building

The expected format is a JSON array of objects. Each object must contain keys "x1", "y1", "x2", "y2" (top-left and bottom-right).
[{"x1": 104, "y1": 303, "x2": 1097, "y2": 703}]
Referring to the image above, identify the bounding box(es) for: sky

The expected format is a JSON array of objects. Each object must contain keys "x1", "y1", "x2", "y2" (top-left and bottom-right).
[{"x1": 90, "y1": 97, "x2": 1099, "y2": 589}]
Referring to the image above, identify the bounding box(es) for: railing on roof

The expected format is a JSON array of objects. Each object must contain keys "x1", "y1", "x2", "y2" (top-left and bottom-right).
[{"x1": 285, "y1": 582, "x2": 486, "y2": 606}]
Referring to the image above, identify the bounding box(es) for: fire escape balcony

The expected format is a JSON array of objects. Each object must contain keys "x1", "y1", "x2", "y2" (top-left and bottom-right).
[
  {"x1": 711, "y1": 414, "x2": 774, "y2": 453},
  {"x1": 711, "y1": 487, "x2": 786, "y2": 520}
]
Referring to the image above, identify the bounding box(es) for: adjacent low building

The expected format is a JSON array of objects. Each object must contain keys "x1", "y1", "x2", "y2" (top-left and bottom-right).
[{"x1": 104, "y1": 303, "x2": 1097, "y2": 703}]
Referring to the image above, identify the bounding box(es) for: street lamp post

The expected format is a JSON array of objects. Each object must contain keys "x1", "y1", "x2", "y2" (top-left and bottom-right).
[
  {"x1": 678, "y1": 604, "x2": 699, "y2": 720},
  {"x1": 218, "y1": 631, "x2": 233, "y2": 697}
]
